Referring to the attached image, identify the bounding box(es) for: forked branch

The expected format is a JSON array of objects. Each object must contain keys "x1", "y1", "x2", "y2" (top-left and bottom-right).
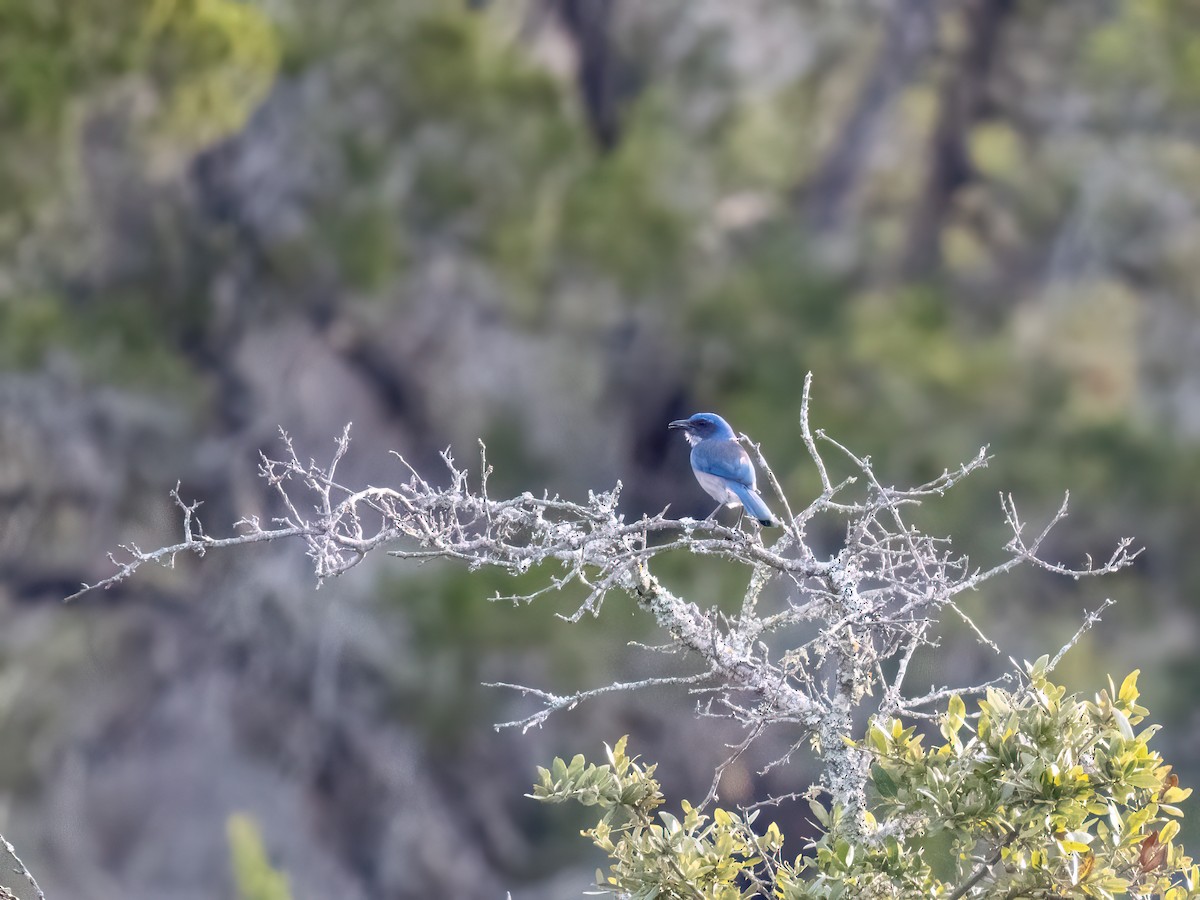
[{"x1": 66, "y1": 378, "x2": 1138, "y2": 823}]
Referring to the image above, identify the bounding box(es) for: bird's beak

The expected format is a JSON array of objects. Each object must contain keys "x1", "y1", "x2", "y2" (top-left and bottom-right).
[{"x1": 668, "y1": 419, "x2": 690, "y2": 430}]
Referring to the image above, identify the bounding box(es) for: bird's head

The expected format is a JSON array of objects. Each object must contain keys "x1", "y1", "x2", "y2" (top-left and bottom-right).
[{"x1": 668, "y1": 412, "x2": 736, "y2": 445}]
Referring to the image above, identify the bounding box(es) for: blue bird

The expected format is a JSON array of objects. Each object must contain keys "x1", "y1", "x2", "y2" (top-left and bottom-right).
[{"x1": 669, "y1": 413, "x2": 778, "y2": 527}]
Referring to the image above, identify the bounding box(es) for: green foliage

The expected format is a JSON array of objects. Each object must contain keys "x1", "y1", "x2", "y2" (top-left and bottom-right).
[
  {"x1": 532, "y1": 736, "x2": 783, "y2": 899},
  {"x1": 0, "y1": 0, "x2": 281, "y2": 383},
  {"x1": 869, "y1": 660, "x2": 1197, "y2": 899},
  {"x1": 227, "y1": 813, "x2": 293, "y2": 900},
  {"x1": 137, "y1": 0, "x2": 281, "y2": 150},
  {"x1": 1086, "y1": 0, "x2": 1200, "y2": 106},
  {"x1": 0, "y1": 0, "x2": 279, "y2": 202},
  {"x1": 557, "y1": 105, "x2": 692, "y2": 291},
  {"x1": 0, "y1": 294, "x2": 200, "y2": 390},
  {"x1": 0, "y1": 0, "x2": 281, "y2": 139},
  {"x1": 537, "y1": 669, "x2": 1198, "y2": 899},
  {"x1": 0, "y1": 1, "x2": 138, "y2": 131},
  {"x1": 0, "y1": 296, "x2": 66, "y2": 370}
]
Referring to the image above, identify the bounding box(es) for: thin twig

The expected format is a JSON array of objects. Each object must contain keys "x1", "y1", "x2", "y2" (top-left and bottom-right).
[
  {"x1": 63, "y1": 414, "x2": 1138, "y2": 831},
  {"x1": 948, "y1": 831, "x2": 1018, "y2": 900},
  {"x1": 1048, "y1": 598, "x2": 1116, "y2": 672},
  {"x1": 700, "y1": 720, "x2": 765, "y2": 810},
  {"x1": 801, "y1": 373, "x2": 832, "y2": 493}
]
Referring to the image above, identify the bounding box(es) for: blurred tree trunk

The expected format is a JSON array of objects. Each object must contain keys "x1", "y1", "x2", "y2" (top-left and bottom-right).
[
  {"x1": 558, "y1": 0, "x2": 624, "y2": 151},
  {"x1": 901, "y1": 0, "x2": 1015, "y2": 277},
  {"x1": 806, "y1": 0, "x2": 938, "y2": 232}
]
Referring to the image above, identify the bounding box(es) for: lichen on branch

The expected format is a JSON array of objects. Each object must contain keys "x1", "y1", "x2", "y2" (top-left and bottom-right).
[{"x1": 68, "y1": 375, "x2": 1140, "y2": 830}]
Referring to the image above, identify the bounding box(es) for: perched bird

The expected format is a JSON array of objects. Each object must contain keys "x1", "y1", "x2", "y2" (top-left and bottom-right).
[{"x1": 668, "y1": 413, "x2": 778, "y2": 527}]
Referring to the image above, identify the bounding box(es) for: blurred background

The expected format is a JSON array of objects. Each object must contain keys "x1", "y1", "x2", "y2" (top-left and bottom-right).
[{"x1": 3, "y1": 0, "x2": 1200, "y2": 896}]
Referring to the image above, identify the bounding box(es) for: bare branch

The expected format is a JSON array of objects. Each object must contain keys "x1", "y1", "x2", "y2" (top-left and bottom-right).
[
  {"x1": 700, "y1": 720, "x2": 766, "y2": 810},
  {"x1": 947, "y1": 831, "x2": 1018, "y2": 900},
  {"x1": 801, "y1": 372, "x2": 832, "y2": 494},
  {"x1": 948, "y1": 602, "x2": 1001, "y2": 655},
  {"x1": 899, "y1": 673, "x2": 1015, "y2": 714},
  {"x1": 742, "y1": 434, "x2": 798, "y2": 540},
  {"x1": 0, "y1": 832, "x2": 45, "y2": 900},
  {"x1": 66, "y1": 521, "x2": 309, "y2": 601},
  {"x1": 65, "y1": 390, "x2": 1138, "y2": 831},
  {"x1": 487, "y1": 672, "x2": 715, "y2": 733},
  {"x1": 1047, "y1": 598, "x2": 1116, "y2": 673}
]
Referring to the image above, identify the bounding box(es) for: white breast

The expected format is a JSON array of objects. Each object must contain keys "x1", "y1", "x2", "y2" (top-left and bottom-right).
[{"x1": 694, "y1": 470, "x2": 740, "y2": 506}]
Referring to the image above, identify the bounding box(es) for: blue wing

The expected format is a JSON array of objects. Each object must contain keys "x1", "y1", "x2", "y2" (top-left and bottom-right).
[{"x1": 691, "y1": 440, "x2": 756, "y2": 489}]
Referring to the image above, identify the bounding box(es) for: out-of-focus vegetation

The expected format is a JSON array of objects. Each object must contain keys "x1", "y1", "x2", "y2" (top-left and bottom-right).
[
  {"x1": 2, "y1": 1, "x2": 1200, "y2": 897},
  {"x1": 228, "y1": 814, "x2": 293, "y2": 900}
]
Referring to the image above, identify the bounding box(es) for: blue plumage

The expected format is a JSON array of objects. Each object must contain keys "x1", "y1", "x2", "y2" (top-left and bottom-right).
[{"x1": 668, "y1": 413, "x2": 778, "y2": 527}]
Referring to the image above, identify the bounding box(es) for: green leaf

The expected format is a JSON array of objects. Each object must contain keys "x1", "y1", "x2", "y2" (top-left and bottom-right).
[
  {"x1": 872, "y1": 765, "x2": 899, "y2": 800},
  {"x1": 607, "y1": 735, "x2": 629, "y2": 767},
  {"x1": 808, "y1": 799, "x2": 831, "y2": 828},
  {"x1": 868, "y1": 722, "x2": 890, "y2": 754},
  {"x1": 1118, "y1": 670, "x2": 1141, "y2": 706},
  {"x1": 1111, "y1": 707, "x2": 1135, "y2": 741},
  {"x1": 1027, "y1": 654, "x2": 1050, "y2": 681},
  {"x1": 1059, "y1": 830, "x2": 1095, "y2": 853},
  {"x1": 946, "y1": 693, "x2": 966, "y2": 737},
  {"x1": 551, "y1": 756, "x2": 569, "y2": 783}
]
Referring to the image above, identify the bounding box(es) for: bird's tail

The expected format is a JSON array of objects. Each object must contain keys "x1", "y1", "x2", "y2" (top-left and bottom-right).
[{"x1": 730, "y1": 483, "x2": 778, "y2": 527}]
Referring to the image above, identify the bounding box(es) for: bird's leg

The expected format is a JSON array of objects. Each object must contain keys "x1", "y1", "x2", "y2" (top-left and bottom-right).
[{"x1": 705, "y1": 502, "x2": 725, "y2": 523}]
